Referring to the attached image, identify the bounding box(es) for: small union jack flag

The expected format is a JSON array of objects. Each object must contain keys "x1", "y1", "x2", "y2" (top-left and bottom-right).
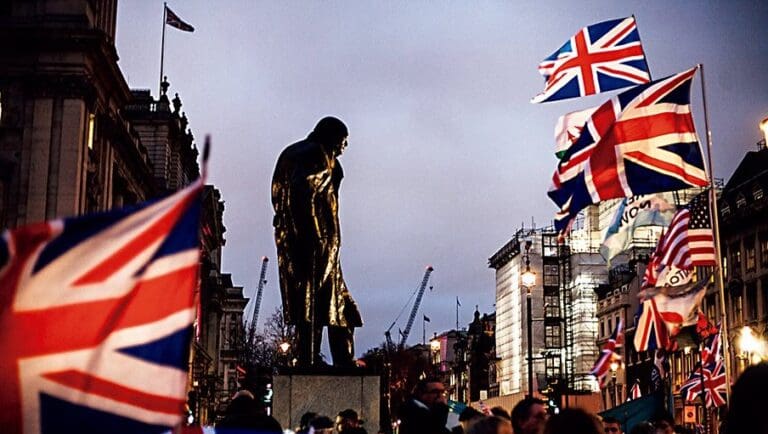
[
  {"x1": 0, "y1": 178, "x2": 203, "y2": 434},
  {"x1": 532, "y1": 16, "x2": 650, "y2": 103},
  {"x1": 680, "y1": 360, "x2": 727, "y2": 408},
  {"x1": 590, "y1": 318, "x2": 623, "y2": 388},
  {"x1": 629, "y1": 381, "x2": 642, "y2": 400},
  {"x1": 548, "y1": 67, "x2": 709, "y2": 235}
]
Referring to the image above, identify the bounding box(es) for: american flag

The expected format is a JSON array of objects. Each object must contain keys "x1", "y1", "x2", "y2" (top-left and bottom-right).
[
  {"x1": 548, "y1": 67, "x2": 709, "y2": 235},
  {"x1": 656, "y1": 191, "x2": 716, "y2": 269},
  {"x1": 0, "y1": 179, "x2": 203, "y2": 434},
  {"x1": 590, "y1": 318, "x2": 623, "y2": 387},
  {"x1": 680, "y1": 360, "x2": 727, "y2": 408},
  {"x1": 532, "y1": 16, "x2": 650, "y2": 103}
]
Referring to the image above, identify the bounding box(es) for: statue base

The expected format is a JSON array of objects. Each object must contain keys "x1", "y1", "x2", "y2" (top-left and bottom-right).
[{"x1": 272, "y1": 367, "x2": 381, "y2": 432}]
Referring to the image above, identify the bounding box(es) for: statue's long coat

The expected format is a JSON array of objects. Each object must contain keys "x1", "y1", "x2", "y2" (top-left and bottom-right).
[{"x1": 271, "y1": 138, "x2": 362, "y2": 328}]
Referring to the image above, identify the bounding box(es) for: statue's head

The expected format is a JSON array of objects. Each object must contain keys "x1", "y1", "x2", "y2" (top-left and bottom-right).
[{"x1": 311, "y1": 116, "x2": 348, "y2": 156}]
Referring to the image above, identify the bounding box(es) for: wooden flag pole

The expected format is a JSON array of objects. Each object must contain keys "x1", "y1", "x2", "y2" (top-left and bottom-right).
[
  {"x1": 159, "y1": 3, "x2": 167, "y2": 97},
  {"x1": 696, "y1": 63, "x2": 732, "y2": 399}
]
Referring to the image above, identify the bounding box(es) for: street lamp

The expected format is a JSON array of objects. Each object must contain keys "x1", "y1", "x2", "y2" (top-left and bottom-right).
[
  {"x1": 521, "y1": 239, "x2": 536, "y2": 398},
  {"x1": 430, "y1": 337, "x2": 441, "y2": 375},
  {"x1": 738, "y1": 326, "x2": 765, "y2": 366},
  {"x1": 609, "y1": 361, "x2": 619, "y2": 407}
]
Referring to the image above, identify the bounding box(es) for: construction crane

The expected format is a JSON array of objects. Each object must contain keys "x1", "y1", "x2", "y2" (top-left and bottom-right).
[
  {"x1": 247, "y1": 256, "x2": 269, "y2": 346},
  {"x1": 398, "y1": 265, "x2": 434, "y2": 349}
]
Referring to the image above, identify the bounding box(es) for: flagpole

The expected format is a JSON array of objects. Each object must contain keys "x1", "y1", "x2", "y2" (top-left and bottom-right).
[
  {"x1": 423, "y1": 316, "x2": 426, "y2": 346},
  {"x1": 697, "y1": 63, "x2": 732, "y2": 399},
  {"x1": 159, "y1": 2, "x2": 167, "y2": 97},
  {"x1": 455, "y1": 298, "x2": 459, "y2": 330},
  {"x1": 697, "y1": 345, "x2": 709, "y2": 433}
]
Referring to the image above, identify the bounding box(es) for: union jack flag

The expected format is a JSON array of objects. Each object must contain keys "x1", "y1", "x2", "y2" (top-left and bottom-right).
[
  {"x1": 590, "y1": 318, "x2": 623, "y2": 388},
  {"x1": 629, "y1": 381, "x2": 642, "y2": 400},
  {"x1": 633, "y1": 297, "x2": 672, "y2": 352},
  {"x1": 532, "y1": 16, "x2": 650, "y2": 103},
  {"x1": 0, "y1": 179, "x2": 203, "y2": 434},
  {"x1": 700, "y1": 322, "x2": 722, "y2": 366},
  {"x1": 680, "y1": 360, "x2": 727, "y2": 408},
  {"x1": 548, "y1": 67, "x2": 709, "y2": 235}
]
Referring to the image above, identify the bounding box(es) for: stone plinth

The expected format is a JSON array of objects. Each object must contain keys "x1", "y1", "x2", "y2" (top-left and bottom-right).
[{"x1": 273, "y1": 370, "x2": 380, "y2": 432}]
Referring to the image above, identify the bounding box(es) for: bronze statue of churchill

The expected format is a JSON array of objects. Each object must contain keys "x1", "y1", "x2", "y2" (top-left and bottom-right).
[{"x1": 271, "y1": 117, "x2": 362, "y2": 367}]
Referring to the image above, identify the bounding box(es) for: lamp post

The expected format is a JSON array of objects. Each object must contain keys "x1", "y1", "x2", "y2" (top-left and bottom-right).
[
  {"x1": 609, "y1": 361, "x2": 619, "y2": 408},
  {"x1": 738, "y1": 326, "x2": 765, "y2": 368},
  {"x1": 278, "y1": 341, "x2": 291, "y2": 368},
  {"x1": 521, "y1": 239, "x2": 536, "y2": 398}
]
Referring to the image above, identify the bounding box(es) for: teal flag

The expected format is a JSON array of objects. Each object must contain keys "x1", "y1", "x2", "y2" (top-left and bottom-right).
[
  {"x1": 600, "y1": 194, "x2": 675, "y2": 266},
  {"x1": 599, "y1": 390, "x2": 666, "y2": 433}
]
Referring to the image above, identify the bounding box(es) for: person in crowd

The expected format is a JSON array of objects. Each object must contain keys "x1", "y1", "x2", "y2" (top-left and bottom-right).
[
  {"x1": 309, "y1": 415, "x2": 335, "y2": 434},
  {"x1": 542, "y1": 408, "x2": 602, "y2": 434},
  {"x1": 651, "y1": 413, "x2": 674, "y2": 434},
  {"x1": 398, "y1": 377, "x2": 451, "y2": 434},
  {"x1": 511, "y1": 398, "x2": 547, "y2": 434},
  {"x1": 491, "y1": 407, "x2": 511, "y2": 421},
  {"x1": 602, "y1": 416, "x2": 623, "y2": 434},
  {"x1": 296, "y1": 411, "x2": 317, "y2": 434},
  {"x1": 452, "y1": 407, "x2": 484, "y2": 434},
  {"x1": 467, "y1": 416, "x2": 514, "y2": 434},
  {"x1": 336, "y1": 408, "x2": 367, "y2": 434},
  {"x1": 216, "y1": 390, "x2": 283, "y2": 432},
  {"x1": 627, "y1": 422, "x2": 655, "y2": 434},
  {"x1": 725, "y1": 362, "x2": 768, "y2": 434}
]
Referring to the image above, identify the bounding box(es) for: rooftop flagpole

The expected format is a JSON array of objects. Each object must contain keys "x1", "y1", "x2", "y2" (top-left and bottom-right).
[
  {"x1": 697, "y1": 63, "x2": 732, "y2": 400},
  {"x1": 159, "y1": 2, "x2": 167, "y2": 97}
]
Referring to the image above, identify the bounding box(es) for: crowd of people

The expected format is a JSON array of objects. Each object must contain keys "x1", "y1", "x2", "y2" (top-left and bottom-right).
[
  {"x1": 397, "y1": 363, "x2": 768, "y2": 434},
  {"x1": 211, "y1": 363, "x2": 766, "y2": 434}
]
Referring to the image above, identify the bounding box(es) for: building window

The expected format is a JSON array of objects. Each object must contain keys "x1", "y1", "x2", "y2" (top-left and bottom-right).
[
  {"x1": 731, "y1": 245, "x2": 741, "y2": 275},
  {"x1": 721, "y1": 203, "x2": 731, "y2": 217},
  {"x1": 722, "y1": 254, "x2": 728, "y2": 279},
  {"x1": 760, "y1": 235, "x2": 768, "y2": 267},
  {"x1": 763, "y1": 277, "x2": 768, "y2": 319},
  {"x1": 736, "y1": 193, "x2": 747, "y2": 208},
  {"x1": 86, "y1": 113, "x2": 96, "y2": 150},
  {"x1": 754, "y1": 184, "x2": 764, "y2": 201},
  {"x1": 746, "y1": 283, "x2": 758, "y2": 321},
  {"x1": 706, "y1": 294, "x2": 717, "y2": 320},
  {"x1": 746, "y1": 243, "x2": 757, "y2": 273},
  {"x1": 600, "y1": 321, "x2": 605, "y2": 338},
  {"x1": 732, "y1": 292, "x2": 744, "y2": 326},
  {"x1": 607, "y1": 318, "x2": 613, "y2": 335}
]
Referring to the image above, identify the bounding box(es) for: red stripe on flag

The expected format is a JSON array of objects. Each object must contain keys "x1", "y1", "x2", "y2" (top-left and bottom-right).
[
  {"x1": 43, "y1": 370, "x2": 186, "y2": 414},
  {"x1": 12, "y1": 265, "x2": 197, "y2": 357},
  {"x1": 75, "y1": 190, "x2": 198, "y2": 285}
]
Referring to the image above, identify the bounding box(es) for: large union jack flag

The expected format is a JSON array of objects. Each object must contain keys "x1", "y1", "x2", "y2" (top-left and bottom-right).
[
  {"x1": 548, "y1": 67, "x2": 709, "y2": 235},
  {"x1": 532, "y1": 16, "x2": 650, "y2": 103},
  {"x1": 0, "y1": 179, "x2": 203, "y2": 434},
  {"x1": 680, "y1": 360, "x2": 727, "y2": 408}
]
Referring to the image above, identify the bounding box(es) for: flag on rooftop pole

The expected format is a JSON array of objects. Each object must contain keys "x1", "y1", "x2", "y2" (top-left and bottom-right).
[
  {"x1": 0, "y1": 175, "x2": 204, "y2": 433},
  {"x1": 423, "y1": 314, "x2": 431, "y2": 323},
  {"x1": 600, "y1": 194, "x2": 675, "y2": 266},
  {"x1": 532, "y1": 16, "x2": 650, "y2": 103},
  {"x1": 165, "y1": 5, "x2": 195, "y2": 32},
  {"x1": 590, "y1": 318, "x2": 623, "y2": 387},
  {"x1": 548, "y1": 67, "x2": 709, "y2": 235}
]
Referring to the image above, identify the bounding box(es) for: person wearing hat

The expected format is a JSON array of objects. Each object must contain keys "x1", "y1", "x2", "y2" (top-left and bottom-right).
[
  {"x1": 336, "y1": 408, "x2": 367, "y2": 434},
  {"x1": 272, "y1": 116, "x2": 363, "y2": 368}
]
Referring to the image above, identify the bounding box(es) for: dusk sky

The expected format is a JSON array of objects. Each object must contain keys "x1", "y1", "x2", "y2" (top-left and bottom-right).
[{"x1": 115, "y1": 1, "x2": 768, "y2": 356}]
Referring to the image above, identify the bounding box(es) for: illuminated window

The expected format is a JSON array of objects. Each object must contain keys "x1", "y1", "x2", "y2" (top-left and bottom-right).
[
  {"x1": 86, "y1": 113, "x2": 96, "y2": 150},
  {"x1": 746, "y1": 244, "x2": 756, "y2": 272},
  {"x1": 760, "y1": 235, "x2": 768, "y2": 267},
  {"x1": 736, "y1": 193, "x2": 746, "y2": 208},
  {"x1": 753, "y1": 185, "x2": 764, "y2": 201}
]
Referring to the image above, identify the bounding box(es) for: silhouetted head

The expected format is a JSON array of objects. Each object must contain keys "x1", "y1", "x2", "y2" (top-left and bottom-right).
[
  {"x1": 310, "y1": 116, "x2": 348, "y2": 156},
  {"x1": 413, "y1": 377, "x2": 447, "y2": 408},
  {"x1": 511, "y1": 398, "x2": 547, "y2": 434},
  {"x1": 725, "y1": 362, "x2": 768, "y2": 434},
  {"x1": 543, "y1": 408, "x2": 602, "y2": 434}
]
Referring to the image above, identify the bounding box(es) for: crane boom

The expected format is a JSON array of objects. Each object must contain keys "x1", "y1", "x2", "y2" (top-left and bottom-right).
[
  {"x1": 248, "y1": 256, "x2": 269, "y2": 346},
  {"x1": 399, "y1": 266, "x2": 434, "y2": 348}
]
